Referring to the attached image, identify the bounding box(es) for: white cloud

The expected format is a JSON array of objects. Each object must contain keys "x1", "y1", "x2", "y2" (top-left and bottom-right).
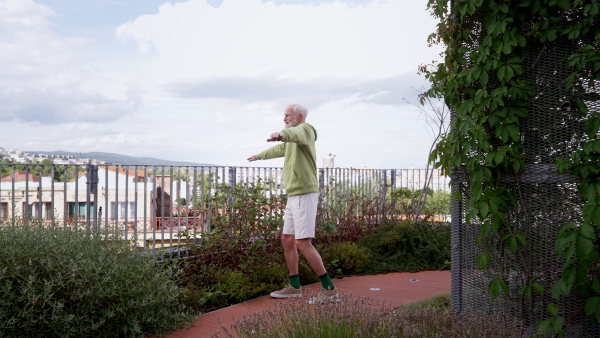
[
  {"x1": 1, "y1": 0, "x2": 444, "y2": 169},
  {"x1": 116, "y1": 0, "x2": 440, "y2": 93},
  {"x1": 0, "y1": 0, "x2": 139, "y2": 124}
]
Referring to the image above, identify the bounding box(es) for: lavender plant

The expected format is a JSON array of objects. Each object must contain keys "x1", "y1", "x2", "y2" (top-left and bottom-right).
[{"x1": 226, "y1": 292, "x2": 524, "y2": 338}]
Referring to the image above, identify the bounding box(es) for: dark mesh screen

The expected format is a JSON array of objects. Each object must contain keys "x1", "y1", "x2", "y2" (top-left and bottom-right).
[{"x1": 450, "y1": 4, "x2": 600, "y2": 336}]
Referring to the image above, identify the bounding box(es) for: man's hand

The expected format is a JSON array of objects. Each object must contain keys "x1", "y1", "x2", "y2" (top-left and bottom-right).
[
  {"x1": 247, "y1": 155, "x2": 258, "y2": 162},
  {"x1": 267, "y1": 132, "x2": 283, "y2": 142}
]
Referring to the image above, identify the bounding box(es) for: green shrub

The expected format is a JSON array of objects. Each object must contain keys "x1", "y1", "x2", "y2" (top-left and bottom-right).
[
  {"x1": 321, "y1": 242, "x2": 372, "y2": 277},
  {"x1": 177, "y1": 179, "x2": 451, "y2": 313},
  {"x1": 0, "y1": 219, "x2": 195, "y2": 337},
  {"x1": 359, "y1": 221, "x2": 450, "y2": 273},
  {"x1": 206, "y1": 267, "x2": 284, "y2": 309}
]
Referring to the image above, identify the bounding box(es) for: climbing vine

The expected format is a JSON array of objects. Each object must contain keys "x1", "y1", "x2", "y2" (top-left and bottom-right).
[{"x1": 423, "y1": 0, "x2": 600, "y2": 335}]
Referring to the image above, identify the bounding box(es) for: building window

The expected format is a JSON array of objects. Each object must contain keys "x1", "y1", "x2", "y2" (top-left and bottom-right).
[
  {"x1": 23, "y1": 202, "x2": 53, "y2": 219},
  {"x1": 110, "y1": 202, "x2": 136, "y2": 219},
  {"x1": 68, "y1": 202, "x2": 95, "y2": 219}
]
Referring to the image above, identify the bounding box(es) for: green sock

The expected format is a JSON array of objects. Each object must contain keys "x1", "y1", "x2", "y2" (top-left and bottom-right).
[
  {"x1": 319, "y1": 272, "x2": 335, "y2": 290},
  {"x1": 290, "y1": 274, "x2": 301, "y2": 289}
]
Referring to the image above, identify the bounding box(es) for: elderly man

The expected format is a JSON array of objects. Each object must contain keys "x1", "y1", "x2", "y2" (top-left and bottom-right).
[{"x1": 247, "y1": 104, "x2": 338, "y2": 304}]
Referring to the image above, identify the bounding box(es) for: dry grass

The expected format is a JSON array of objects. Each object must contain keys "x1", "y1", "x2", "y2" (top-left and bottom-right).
[{"x1": 217, "y1": 291, "x2": 525, "y2": 338}]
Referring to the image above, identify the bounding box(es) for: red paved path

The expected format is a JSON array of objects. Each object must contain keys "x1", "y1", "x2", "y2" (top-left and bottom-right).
[{"x1": 162, "y1": 270, "x2": 451, "y2": 338}]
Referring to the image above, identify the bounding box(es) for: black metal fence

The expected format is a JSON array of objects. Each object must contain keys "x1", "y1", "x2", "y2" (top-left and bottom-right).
[{"x1": 0, "y1": 163, "x2": 449, "y2": 249}]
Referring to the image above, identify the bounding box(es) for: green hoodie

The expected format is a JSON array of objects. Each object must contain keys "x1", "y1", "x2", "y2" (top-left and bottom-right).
[{"x1": 256, "y1": 122, "x2": 318, "y2": 196}]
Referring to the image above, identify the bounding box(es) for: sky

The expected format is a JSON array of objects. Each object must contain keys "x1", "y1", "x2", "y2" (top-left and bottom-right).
[{"x1": 0, "y1": 0, "x2": 444, "y2": 169}]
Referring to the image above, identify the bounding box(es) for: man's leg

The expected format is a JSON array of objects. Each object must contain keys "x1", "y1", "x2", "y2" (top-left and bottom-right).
[
  {"x1": 296, "y1": 238, "x2": 335, "y2": 292},
  {"x1": 270, "y1": 233, "x2": 303, "y2": 298},
  {"x1": 282, "y1": 234, "x2": 299, "y2": 275},
  {"x1": 295, "y1": 238, "x2": 326, "y2": 276}
]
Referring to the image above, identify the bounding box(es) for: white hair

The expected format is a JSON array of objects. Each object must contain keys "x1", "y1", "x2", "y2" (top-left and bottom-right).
[{"x1": 287, "y1": 104, "x2": 308, "y2": 119}]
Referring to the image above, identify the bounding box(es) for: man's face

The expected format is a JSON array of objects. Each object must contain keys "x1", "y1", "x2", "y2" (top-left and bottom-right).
[{"x1": 283, "y1": 109, "x2": 302, "y2": 129}]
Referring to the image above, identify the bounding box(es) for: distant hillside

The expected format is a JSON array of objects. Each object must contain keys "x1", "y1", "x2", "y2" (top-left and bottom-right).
[{"x1": 27, "y1": 151, "x2": 216, "y2": 167}]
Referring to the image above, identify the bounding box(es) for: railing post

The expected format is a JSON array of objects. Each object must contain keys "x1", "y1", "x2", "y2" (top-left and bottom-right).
[
  {"x1": 318, "y1": 168, "x2": 324, "y2": 199},
  {"x1": 389, "y1": 170, "x2": 396, "y2": 219},
  {"x1": 37, "y1": 166, "x2": 43, "y2": 219},
  {"x1": 25, "y1": 166, "x2": 30, "y2": 220},
  {"x1": 86, "y1": 164, "x2": 98, "y2": 230},
  {"x1": 317, "y1": 168, "x2": 326, "y2": 218},
  {"x1": 229, "y1": 166, "x2": 236, "y2": 215},
  {"x1": 381, "y1": 170, "x2": 388, "y2": 221}
]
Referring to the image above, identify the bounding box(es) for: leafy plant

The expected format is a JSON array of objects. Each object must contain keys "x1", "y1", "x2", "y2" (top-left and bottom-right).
[
  {"x1": 359, "y1": 221, "x2": 451, "y2": 273},
  {"x1": 177, "y1": 177, "x2": 451, "y2": 312},
  {"x1": 177, "y1": 179, "x2": 288, "y2": 311},
  {"x1": 0, "y1": 218, "x2": 195, "y2": 337},
  {"x1": 424, "y1": 0, "x2": 600, "y2": 334},
  {"x1": 320, "y1": 242, "x2": 372, "y2": 277}
]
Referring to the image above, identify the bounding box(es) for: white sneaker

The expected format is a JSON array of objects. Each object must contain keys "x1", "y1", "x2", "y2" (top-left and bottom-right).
[
  {"x1": 270, "y1": 284, "x2": 302, "y2": 298},
  {"x1": 307, "y1": 288, "x2": 339, "y2": 304}
]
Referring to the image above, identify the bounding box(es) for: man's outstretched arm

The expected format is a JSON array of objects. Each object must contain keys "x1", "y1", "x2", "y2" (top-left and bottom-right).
[
  {"x1": 248, "y1": 132, "x2": 286, "y2": 162},
  {"x1": 267, "y1": 132, "x2": 283, "y2": 142}
]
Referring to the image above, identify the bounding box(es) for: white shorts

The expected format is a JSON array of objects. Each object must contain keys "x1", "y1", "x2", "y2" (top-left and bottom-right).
[{"x1": 282, "y1": 192, "x2": 318, "y2": 239}]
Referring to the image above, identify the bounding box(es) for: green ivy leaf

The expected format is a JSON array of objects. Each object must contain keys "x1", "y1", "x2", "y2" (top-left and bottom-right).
[
  {"x1": 502, "y1": 36, "x2": 513, "y2": 54},
  {"x1": 583, "y1": 202, "x2": 595, "y2": 222},
  {"x1": 458, "y1": 3, "x2": 468, "y2": 17},
  {"x1": 477, "y1": 201, "x2": 490, "y2": 219},
  {"x1": 480, "y1": 70, "x2": 489, "y2": 87},
  {"x1": 509, "y1": 235, "x2": 518, "y2": 252},
  {"x1": 491, "y1": 217, "x2": 504, "y2": 232},
  {"x1": 536, "y1": 319, "x2": 552, "y2": 336},
  {"x1": 516, "y1": 233, "x2": 527, "y2": 247},
  {"x1": 457, "y1": 100, "x2": 474, "y2": 114},
  {"x1": 581, "y1": 181, "x2": 597, "y2": 201},
  {"x1": 548, "y1": 303, "x2": 560, "y2": 317},
  {"x1": 477, "y1": 253, "x2": 491, "y2": 269},
  {"x1": 577, "y1": 233, "x2": 594, "y2": 258},
  {"x1": 486, "y1": 20, "x2": 499, "y2": 35},
  {"x1": 505, "y1": 65, "x2": 515, "y2": 80},
  {"x1": 552, "y1": 316, "x2": 566, "y2": 334},
  {"x1": 592, "y1": 140, "x2": 600, "y2": 153},
  {"x1": 586, "y1": 117, "x2": 600, "y2": 138},
  {"x1": 513, "y1": 159, "x2": 522, "y2": 172},
  {"x1": 533, "y1": 283, "x2": 545, "y2": 296},
  {"x1": 506, "y1": 124, "x2": 520, "y2": 142},
  {"x1": 501, "y1": 279, "x2": 510, "y2": 295},
  {"x1": 580, "y1": 222, "x2": 596, "y2": 240},
  {"x1": 494, "y1": 151, "x2": 505, "y2": 165},
  {"x1": 472, "y1": 183, "x2": 483, "y2": 199},
  {"x1": 489, "y1": 278, "x2": 500, "y2": 297},
  {"x1": 480, "y1": 222, "x2": 490, "y2": 238},
  {"x1": 552, "y1": 271, "x2": 574, "y2": 298},
  {"x1": 497, "y1": 65, "x2": 513, "y2": 81},
  {"x1": 585, "y1": 296, "x2": 600, "y2": 316}
]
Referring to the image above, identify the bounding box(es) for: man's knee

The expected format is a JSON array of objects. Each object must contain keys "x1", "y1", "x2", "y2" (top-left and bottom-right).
[
  {"x1": 281, "y1": 234, "x2": 296, "y2": 248},
  {"x1": 295, "y1": 238, "x2": 313, "y2": 252}
]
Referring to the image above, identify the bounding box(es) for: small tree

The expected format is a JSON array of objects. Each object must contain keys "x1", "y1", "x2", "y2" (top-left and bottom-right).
[{"x1": 406, "y1": 87, "x2": 450, "y2": 221}]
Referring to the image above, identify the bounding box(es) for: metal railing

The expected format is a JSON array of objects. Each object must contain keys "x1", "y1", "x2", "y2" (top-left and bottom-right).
[{"x1": 0, "y1": 163, "x2": 450, "y2": 248}]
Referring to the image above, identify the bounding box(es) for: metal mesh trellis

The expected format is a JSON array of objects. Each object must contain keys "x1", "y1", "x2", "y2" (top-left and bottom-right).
[{"x1": 450, "y1": 3, "x2": 600, "y2": 336}]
